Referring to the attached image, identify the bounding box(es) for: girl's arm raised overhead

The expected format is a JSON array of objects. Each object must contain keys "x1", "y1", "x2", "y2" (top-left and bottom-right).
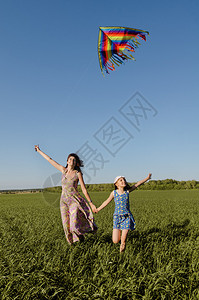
[
  {"x1": 97, "y1": 191, "x2": 114, "y2": 212},
  {"x1": 128, "y1": 173, "x2": 152, "y2": 192},
  {"x1": 34, "y1": 145, "x2": 65, "y2": 173}
]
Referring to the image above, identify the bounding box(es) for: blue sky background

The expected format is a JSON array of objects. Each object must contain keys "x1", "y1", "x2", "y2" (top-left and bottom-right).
[{"x1": 0, "y1": 0, "x2": 199, "y2": 189}]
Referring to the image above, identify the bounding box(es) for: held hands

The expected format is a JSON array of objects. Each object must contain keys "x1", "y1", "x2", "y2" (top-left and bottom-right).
[
  {"x1": 90, "y1": 202, "x2": 98, "y2": 214},
  {"x1": 94, "y1": 207, "x2": 100, "y2": 213}
]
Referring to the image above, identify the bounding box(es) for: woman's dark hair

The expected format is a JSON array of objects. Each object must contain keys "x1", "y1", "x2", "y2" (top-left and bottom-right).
[
  {"x1": 114, "y1": 178, "x2": 131, "y2": 191},
  {"x1": 66, "y1": 153, "x2": 84, "y2": 173}
]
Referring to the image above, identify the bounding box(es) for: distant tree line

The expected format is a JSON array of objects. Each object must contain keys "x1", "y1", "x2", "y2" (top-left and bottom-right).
[
  {"x1": 42, "y1": 179, "x2": 199, "y2": 193},
  {"x1": 0, "y1": 189, "x2": 42, "y2": 194}
]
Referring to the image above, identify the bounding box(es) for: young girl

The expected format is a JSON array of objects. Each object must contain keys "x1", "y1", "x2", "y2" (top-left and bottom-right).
[
  {"x1": 35, "y1": 145, "x2": 98, "y2": 245},
  {"x1": 97, "y1": 174, "x2": 152, "y2": 252}
]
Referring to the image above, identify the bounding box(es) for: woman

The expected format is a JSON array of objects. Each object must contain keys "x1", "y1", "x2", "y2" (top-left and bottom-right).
[{"x1": 35, "y1": 145, "x2": 97, "y2": 244}]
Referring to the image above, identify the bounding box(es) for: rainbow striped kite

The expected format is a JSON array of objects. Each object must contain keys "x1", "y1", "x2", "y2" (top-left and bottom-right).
[{"x1": 98, "y1": 26, "x2": 149, "y2": 75}]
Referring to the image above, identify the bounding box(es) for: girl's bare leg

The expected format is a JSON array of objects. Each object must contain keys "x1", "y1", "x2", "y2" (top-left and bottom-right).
[
  {"x1": 120, "y1": 229, "x2": 129, "y2": 252},
  {"x1": 112, "y1": 229, "x2": 121, "y2": 244}
]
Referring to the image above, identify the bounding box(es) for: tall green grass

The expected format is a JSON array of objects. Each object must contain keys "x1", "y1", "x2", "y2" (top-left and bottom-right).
[{"x1": 0, "y1": 190, "x2": 199, "y2": 299}]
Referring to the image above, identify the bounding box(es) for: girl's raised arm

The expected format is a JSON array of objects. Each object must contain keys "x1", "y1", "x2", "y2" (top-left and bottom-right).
[
  {"x1": 128, "y1": 173, "x2": 152, "y2": 192},
  {"x1": 97, "y1": 191, "x2": 114, "y2": 212},
  {"x1": 35, "y1": 145, "x2": 65, "y2": 173}
]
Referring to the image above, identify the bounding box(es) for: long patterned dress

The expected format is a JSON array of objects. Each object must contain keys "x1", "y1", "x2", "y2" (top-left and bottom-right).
[{"x1": 60, "y1": 170, "x2": 97, "y2": 244}]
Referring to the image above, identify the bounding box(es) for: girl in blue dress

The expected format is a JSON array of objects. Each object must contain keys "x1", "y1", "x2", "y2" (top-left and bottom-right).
[{"x1": 97, "y1": 173, "x2": 152, "y2": 252}]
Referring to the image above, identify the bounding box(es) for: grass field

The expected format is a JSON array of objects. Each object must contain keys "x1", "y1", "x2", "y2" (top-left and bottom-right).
[{"x1": 0, "y1": 190, "x2": 199, "y2": 299}]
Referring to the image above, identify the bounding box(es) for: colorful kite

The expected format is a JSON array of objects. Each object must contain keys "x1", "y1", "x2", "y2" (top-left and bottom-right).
[{"x1": 98, "y1": 26, "x2": 149, "y2": 75}]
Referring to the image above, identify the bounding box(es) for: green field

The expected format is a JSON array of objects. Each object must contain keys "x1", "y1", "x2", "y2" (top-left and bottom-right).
[{"x1": 0, "y1": 190, "x2": 199, "y2": 299}]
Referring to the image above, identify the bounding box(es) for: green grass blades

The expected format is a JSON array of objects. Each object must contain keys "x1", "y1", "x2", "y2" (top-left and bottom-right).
[{"x1": 0, "y1": 190, "x2": 199, "y2": 299}]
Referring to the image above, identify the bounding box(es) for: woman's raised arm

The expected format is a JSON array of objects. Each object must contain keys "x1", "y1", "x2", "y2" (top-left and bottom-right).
[{"x1": 35, "y1": 145, "x2": 65, "y2": 173}]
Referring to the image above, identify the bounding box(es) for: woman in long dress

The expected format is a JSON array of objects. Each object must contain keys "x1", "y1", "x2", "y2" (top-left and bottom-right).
[{"x1": 35, "y1": 145, "x2": 97, "y2": 244}]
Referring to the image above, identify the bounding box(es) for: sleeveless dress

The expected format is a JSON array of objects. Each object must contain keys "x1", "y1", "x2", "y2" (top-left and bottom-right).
[
  {"x1": 60, "y1": 171, "x2": 97, "y2": 244},
  {"x1": 113, "y1": 190, "x2": 136, "y2": 230}
]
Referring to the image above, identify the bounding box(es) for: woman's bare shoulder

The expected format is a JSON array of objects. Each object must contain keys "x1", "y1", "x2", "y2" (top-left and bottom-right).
[{"x1": 61, "y1": 167, "x2": 67, "y2": 174}]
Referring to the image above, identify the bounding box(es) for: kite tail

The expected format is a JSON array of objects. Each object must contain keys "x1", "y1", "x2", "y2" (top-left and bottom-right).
[
  {"x1": 104, "y1": 55, "x2": 123, "y2": 73},
  {"x1": 103, "y1": 60, "x2": 115, "y2": 74},
  {"x1": 103, "y1": 50, "x2": 135, "y2": 73}
]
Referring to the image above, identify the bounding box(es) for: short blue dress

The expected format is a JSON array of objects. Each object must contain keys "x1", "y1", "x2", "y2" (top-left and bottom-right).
[{"x1": 113, "y1": 190, "x2": 136, "y2": 230}]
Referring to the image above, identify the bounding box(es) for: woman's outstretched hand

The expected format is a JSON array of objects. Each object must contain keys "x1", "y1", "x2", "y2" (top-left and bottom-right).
[
  {"x1": 147, "y1": 173, "x2": 152, "y2": 180},
  {"x1": 35, "y1": 145, "x2": 40, "y2": 152}
]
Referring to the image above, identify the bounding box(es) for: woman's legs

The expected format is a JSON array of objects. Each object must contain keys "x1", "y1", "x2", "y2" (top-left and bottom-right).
[{"x1": 60, "y1": 202, "x2": 73, "y2": 244}]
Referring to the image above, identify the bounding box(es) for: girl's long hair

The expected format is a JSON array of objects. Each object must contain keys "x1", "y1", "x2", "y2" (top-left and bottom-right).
[
  {"x1": 114, "y1": 177, "x2": 131, "y2": 191},
  {"x1": 65, "y1": 153, "x2": 84, "y2": 173}
]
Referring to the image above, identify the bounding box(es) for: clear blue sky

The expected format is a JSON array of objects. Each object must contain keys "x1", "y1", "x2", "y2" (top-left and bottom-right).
[{"x1": 0, "y1": 0, "x2": 199, "y2": 189}]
